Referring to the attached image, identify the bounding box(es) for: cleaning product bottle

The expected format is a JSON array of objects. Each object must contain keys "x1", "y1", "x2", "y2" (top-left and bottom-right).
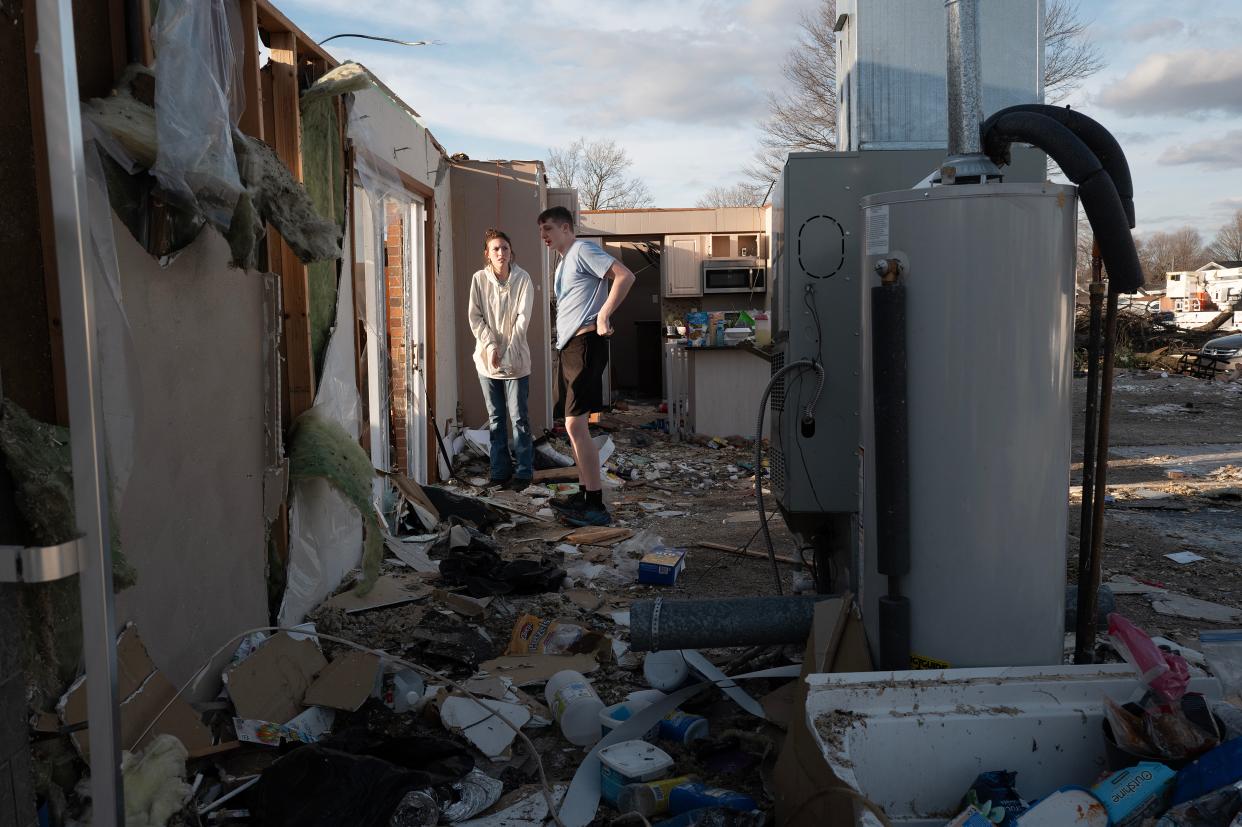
[{"x1": 668, "y1": 783, "x2": 758, "y2": 815}]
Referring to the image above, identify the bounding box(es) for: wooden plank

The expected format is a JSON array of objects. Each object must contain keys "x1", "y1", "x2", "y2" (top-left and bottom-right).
[
  {"x1": 256, "y1": 0, "x2": 338, "y2": 69},
  {"x1": 696, "y1": 541, "x2": 799, "y2": 566},
  {"x1": 23, "y1": 0, "x2": 68, "y2": 426},
  {"x1": 238, "y1": 0, "x2": 263, "y2": 139},
  {"x1": 533, "y1": 466, "x2": 579, "y2": 483},
  {"x1": 107, "y1": 0, "x2": 127, "y2": 77},
  {"x1": 266, "y1": 31, "x2": 315, "y2": 420}
]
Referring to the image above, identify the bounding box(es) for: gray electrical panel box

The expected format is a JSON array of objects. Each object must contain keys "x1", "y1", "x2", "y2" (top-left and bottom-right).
[{"x1": 770, "y1": 148, "x2": 1046, "y2": 515}]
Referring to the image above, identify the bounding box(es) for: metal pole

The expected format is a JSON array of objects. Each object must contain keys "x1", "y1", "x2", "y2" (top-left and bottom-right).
[
  {"x1": 1079, "y1": 288, "x2": 1120, "y2": 663},
  {"x1": 1074, "y1": 241, "x2": 1104, "y2": 664},
  {"x1": 34, "y1": 0, "x2": 124, "y2": 820},
  {"x1": 945, "y1": 0, "x2": 983, "y2": 157}
]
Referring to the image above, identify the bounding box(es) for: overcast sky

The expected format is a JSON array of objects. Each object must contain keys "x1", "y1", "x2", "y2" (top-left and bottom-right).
[{"x1": 284, "y1": 0, "x2": 1242, "y2": 241}]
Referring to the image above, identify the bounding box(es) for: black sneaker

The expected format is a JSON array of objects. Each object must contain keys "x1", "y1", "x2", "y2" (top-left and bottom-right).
[
  {"x1": 560, "y1": 502, "x2": 612, "y2": 527},
  {"x1": 549, "y1": 490, "x2": 588, "y2": 513},
  {"x1": 487, "y1": 477, "x2": 511, "y2": 489},
  {"x1": 509, "y1": 477, "x2": 533, "y2": 492}
]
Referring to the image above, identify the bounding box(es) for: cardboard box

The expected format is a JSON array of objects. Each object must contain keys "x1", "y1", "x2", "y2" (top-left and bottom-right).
[
  {"x1": 771, "y1": 595, "x2": 873, "y2": 827},
  {"x1": 637, "y1": 549, "x2": 686, "y2": 585}
]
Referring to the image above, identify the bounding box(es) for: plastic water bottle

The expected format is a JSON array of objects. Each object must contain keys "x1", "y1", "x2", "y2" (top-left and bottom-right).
[
  {"x1": 387, "y1": 669, "x2": 426, "y2": 713},
  {"x1": 545, "y1": 670, "x2": 604, "y2": 746}
]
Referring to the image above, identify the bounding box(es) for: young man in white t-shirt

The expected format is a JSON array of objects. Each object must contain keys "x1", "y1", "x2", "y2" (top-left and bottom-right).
[{"x1": 538, "y1": 206, "x2": 635, "y2": 526}]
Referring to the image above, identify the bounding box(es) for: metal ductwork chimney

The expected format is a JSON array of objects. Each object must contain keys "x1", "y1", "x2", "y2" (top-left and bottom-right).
[{"x1": 941, "y1": 0, "x2": 1001, "y2": 183}]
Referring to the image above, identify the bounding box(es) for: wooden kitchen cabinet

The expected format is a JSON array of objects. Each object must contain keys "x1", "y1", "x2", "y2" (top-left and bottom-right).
[{"x1": 664, "y1": 234, "x2": 703, "y2": 297}]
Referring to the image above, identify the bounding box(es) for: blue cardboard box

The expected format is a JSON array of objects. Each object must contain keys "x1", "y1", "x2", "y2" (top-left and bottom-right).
[
  {"x1": 1091, "y1": 761, "x2": 1175, "y2": 826},
  {"x1": 638, "y1": 548, "x2": 686, "y2": 585}
]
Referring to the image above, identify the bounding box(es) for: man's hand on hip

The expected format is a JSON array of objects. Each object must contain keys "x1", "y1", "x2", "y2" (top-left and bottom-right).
[{"x1": 595, "y1": 315, "x2": 614, "y2": 337}]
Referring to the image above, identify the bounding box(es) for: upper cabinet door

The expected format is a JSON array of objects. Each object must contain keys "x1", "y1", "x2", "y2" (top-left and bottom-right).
[{"x1": 665, "y1": 235, "x2": 702, "y2": 297}]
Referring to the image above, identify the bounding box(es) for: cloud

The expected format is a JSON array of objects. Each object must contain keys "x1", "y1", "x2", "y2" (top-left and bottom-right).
[
  {"x1": 1211, "y1": 197, "x2": 1242, "y2": 213},
  {"x1": 1098, "y1": 49, "x2": 1242, "y2": 115},
  {"x1": 1159, "y1": 131, "x2": 1242, "y2": 169},
  {"x1": 1123, "y1": 18, "x2": 1184, "y2": 42}
]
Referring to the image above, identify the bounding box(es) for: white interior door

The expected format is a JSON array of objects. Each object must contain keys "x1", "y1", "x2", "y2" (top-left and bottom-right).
[{"x1": 405, "y1": 198, "x2": 429, "y2": 483}]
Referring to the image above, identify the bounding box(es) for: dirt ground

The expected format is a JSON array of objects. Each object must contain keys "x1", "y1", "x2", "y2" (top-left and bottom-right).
[{"x1": 1068, "y1": 370, "x2": 1242, "y2": 649}]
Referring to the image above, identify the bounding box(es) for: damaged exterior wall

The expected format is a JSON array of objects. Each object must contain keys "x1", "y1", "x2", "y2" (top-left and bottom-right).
[
  {"x1": 449, "y1": 161, "x2": 553, "y2": 435},
  {"x1": 349, "y1": 85, "x2": 458, "y2": 480},
  {"x1": 107, "y1": 223, "x2": 268, "y2": 687}
]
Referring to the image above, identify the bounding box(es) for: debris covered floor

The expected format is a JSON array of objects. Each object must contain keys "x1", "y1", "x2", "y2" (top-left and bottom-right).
[{"x1": 131, "y1": 376, "x2": 1242, "y2": 825}]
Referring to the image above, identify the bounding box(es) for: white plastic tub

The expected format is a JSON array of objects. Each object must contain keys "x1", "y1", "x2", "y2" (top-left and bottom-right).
[{"x1": 800, "y1": 665, "x2": 1223, "y2": 826}]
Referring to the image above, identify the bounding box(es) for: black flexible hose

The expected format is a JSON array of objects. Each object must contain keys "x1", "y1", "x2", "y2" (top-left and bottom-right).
[
  {"x1": 982, "y1": 104, "x2": 1136, "y2": 228},
  {"x1": 981, "y1": 111, "x2": 1143, "y2": 294}
]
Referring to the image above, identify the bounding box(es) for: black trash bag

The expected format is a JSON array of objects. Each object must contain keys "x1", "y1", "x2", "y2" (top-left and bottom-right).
[
  {"x1": 422, "y1": 486, "x2": 504, "y2": 531},
  {"x1": 438, "y1": 531, "x2": 565, "y2": 597},
  {"x1": 250, "y1": 733, "x2": 473, "y2": 827}
]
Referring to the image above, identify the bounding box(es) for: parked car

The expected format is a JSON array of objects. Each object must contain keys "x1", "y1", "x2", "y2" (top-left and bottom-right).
[{"x1": 1200, "y1": 332, "x2": 1242, "y2": 379}]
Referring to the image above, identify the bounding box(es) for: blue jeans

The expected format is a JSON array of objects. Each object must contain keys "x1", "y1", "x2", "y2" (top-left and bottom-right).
[{"x1": 479, "y1": 375, "x2": 533, "y2": 480}]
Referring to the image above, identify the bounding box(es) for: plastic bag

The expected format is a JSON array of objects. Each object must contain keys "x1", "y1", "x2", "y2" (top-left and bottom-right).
[
  {"x1": 1154, "y1": 784, "x2": 1242, "y2": 826},
  {"x1": 506, "y1": 614, "x2": 608, "y2": 656},
  {"x1": 150, "y1": 0, "x2": 244, "y2": 230},
  {"x1": 1108, "y1": 613, "x2": 1190, "y2": 704}
]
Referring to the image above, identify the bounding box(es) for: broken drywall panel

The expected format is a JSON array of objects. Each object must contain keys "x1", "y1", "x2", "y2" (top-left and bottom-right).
[
  {"x1": 223, "y1": 632, "x2": 327, "y2": 725},
  {"x1": 439, "y1": 695, "x2": 531, "y2": 760}
]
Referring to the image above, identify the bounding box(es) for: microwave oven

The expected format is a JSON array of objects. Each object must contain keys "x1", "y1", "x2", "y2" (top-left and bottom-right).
[{"x1": 702, "y1": 259, "x2": 766, "y2": 294}]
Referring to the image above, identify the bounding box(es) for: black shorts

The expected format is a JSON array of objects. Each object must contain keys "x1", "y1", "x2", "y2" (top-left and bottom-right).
[{"x1": 554, "y1": 331, "x2": 609, "y2": 418}]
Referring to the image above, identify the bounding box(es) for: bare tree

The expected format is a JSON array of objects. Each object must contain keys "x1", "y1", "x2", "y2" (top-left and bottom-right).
[
  {"x1": 746, "y1": 0, "x2": 1104, "y2": 190},
  {"x1": 1207, "y1": 210, "x2": 1242, "y2": 262},
  {"x1": 1044, "y1": 0, "x2": 1106, "y2": 103},
  {"x1": 696, "y1": 183, "x2": 765, "y2": 208},
  {"x1": 1136, "y1": 227, "x2": 1207, "y2": 283},
  {"x1": 745, "y1": 2, "x2": 839, "y2": 190},
  {"x1": 546, "y1": 138, "x2": 652, "y2": 210}
]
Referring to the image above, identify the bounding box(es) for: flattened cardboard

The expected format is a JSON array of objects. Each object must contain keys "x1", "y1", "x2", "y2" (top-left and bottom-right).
[
  {"x1": 477, "y1": 654, "x2": 599, "y2": 686},
  {"x1": 225, "y1": 633, "x2": 327, "y2": 724},
  {"x1": 60, "y1": 624, "x2": 213, "y2": 761},
  {"x1": 433, "y1": 589, "x2": 493, "y2": 618},
  {"x1": 388, "y1": 472, "x2": 441, "y2": 529},
  {"x1": 303, "y1": 651, "x2": 381, "y2": 711},
  {"x1": 772, "y1": 595, "x2": 872, "y2": 827},
  {"x1": 323, "y1": 575, "x2": 433, "y2": 613}
]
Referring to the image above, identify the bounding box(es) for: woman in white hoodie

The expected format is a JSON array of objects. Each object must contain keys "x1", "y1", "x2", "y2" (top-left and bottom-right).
[{"x1": 468, "y1": 229, "x2": 535, "y2": 488}]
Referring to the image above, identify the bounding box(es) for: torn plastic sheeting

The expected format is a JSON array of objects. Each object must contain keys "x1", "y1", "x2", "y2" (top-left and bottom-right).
[
  {"x1": 278, "y1": 477, "x2": 364, "y2": 628},
  {"x1": 557, "y1": 665, "x2": 800, "y2": 827},
  {"x1": 310, "y1": 252, "x2": 363, "y2": 440},
  {"x1": 150, "y1": 0, "x2": 244, "y2": 231}
]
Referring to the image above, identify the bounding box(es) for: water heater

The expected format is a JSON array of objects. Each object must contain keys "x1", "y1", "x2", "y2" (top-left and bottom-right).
[{"x1": 859, "y1": 182, "x2": 1078, "y2": 668}]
